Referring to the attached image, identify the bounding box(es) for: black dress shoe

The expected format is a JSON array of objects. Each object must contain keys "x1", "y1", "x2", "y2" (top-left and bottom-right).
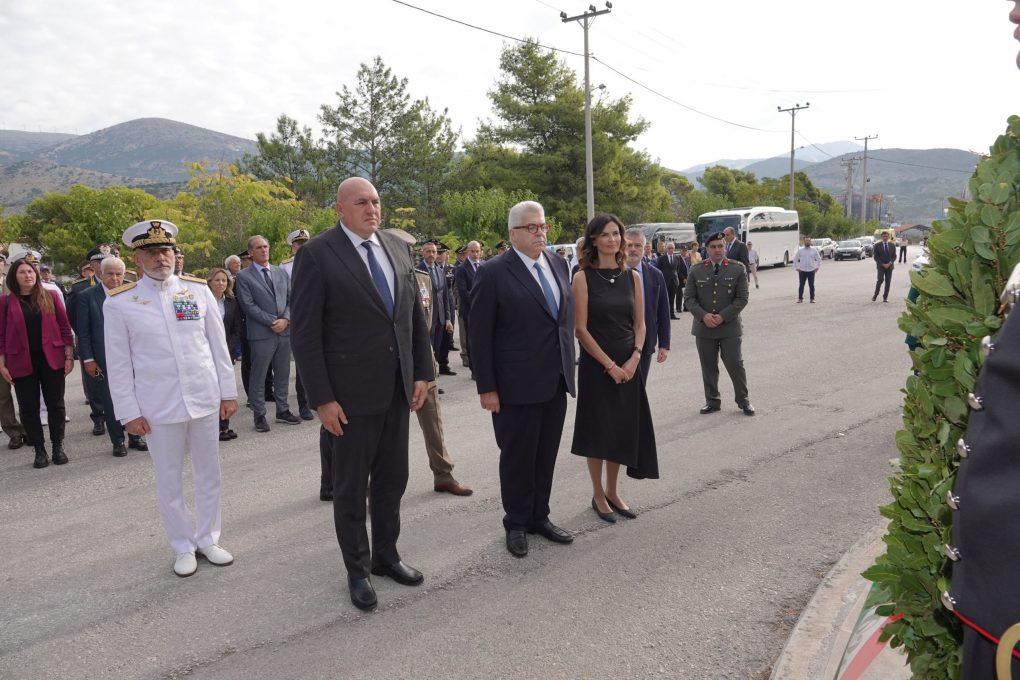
[
  {"x1": 276, "y1": 411, "x2": 301, "y2": 425},
  {"x1": 370, "y1": 561, "x2": 424, "y2": 586},
  {"x1": 605, "y1": 498, "x2": 637, "y2": 519},
  {"x1": 506, "y1": 529, "x2": 528, "y2": 557},
  {"x1": 254, "y1": 415, "x2": 271, "y2": 432},
  {"x1": 438, "y1": 366, "x2": 457, "y2": 376},
  {"x1": 112, "y1": 442, "x2": 128, "y2": 457},
  {"x1": 740, "y1": 403, "x2": 756, "y2": 416},
  {"x1": 670, "y1": 315, "x2": 679, "y2": 320},
  {"x1": 319, "y1": 491, "x2": 333, "y2": 502},
  {"x1": 227, "y1": 429, "x2": 238, "y2": 439},
  {"x1": 219, "y1": 430, "x2": 232, "y2": 441},
  {"x1": 299, "y1": 408, "x2": 314, "y2": 421},
  {"x1": 128, "y1": 436, "x2": 148, "y2": 451},
  {"x1": 51, "y1": 443, "x2": 68, "y2": 465},
  {"x1": 33, "y1": 445, "x2": 49, "y2": 469},
  {"x1": 92, "y1": 422, "x2": 105, "y2": 436},
  {"x1": 348, "y1": 577, "x2": 377, "y2": 611},
  {"x1": 7, "y1": 434, "x2": 24, "y2": 450},
  {"x1": 529, "y1": 520, "x2": 574, "y2": 544},
  {"x1": 591, "y1": 498, "x2": 617, "y2": 524},
  {"x1": 699, "y1": 404, "x2": 721, "y2": 414}
]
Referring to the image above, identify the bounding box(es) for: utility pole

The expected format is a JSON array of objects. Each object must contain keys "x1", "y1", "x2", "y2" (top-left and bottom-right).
[
  {"x1": 561, "y1": 2, "x2": 612, "y2": 223},
  {"x1": 777, "y1": 103, "x2": 809, "y2": 210},
  {"x1": 855, "y1": 134, "x2": 877, "y2": 224},
  {"x1": 840, "y1": 156, "x2": 858, "y2": 219}
]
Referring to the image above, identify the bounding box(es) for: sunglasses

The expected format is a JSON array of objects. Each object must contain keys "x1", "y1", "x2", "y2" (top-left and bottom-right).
[{"x1": 511, "y1": 223, "x2": 551, "y2": 235}]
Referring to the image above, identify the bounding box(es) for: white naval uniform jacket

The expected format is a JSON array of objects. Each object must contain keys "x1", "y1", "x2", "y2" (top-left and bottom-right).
[{"x1": 103, "y1": 274, "x2": 237, "y2": 425}]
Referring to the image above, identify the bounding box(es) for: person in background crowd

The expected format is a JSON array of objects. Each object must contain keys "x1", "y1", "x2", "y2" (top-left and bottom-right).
[
  {"x1": 642, "y1": 243, "x2": 657, "y2": 269},
  {"x1": 290, "y1": 177, "x2": 433, "y2": 611},
  {"x1": 172, "y1": 246, "x2": 189, "y2": 277},
  {"x1": 105, "y1": 219, "x2": 237, "y2": 578},
  {"x1": 39, "y1": 265, "x2": 65, "y2": 297},
  {"x1": 0, "y1": 253, "x2": 26, "y2": 450},
  {"x1": 470, "y1": 200, "x2": 576, "y2": 558},
  {"x1": 689, "y1": 241, "x2": 703, "y2": 265},
  {"x1": 235, "y1": 235, "x2": 298, "y2": 432},
  {"x1": 793, "y1": 235, "x2": 822, "y2": 303},
  {"x1": 656, "y1": 241, "x2": 687, "y2": 320},
  {"x1": 455, "y1": 240, "x2": 482, "y2": 377},
  {"x1": 722, "y1": 227, "x2": 750, "y2": 269},
  {"x1": 496, "y1": 240, "x2": 508, "y2": 256},
  {"x1": 624, "y1": 228, "x2": 670, "y2": 385},
  {"x1": 439, "y1": 244, "x2": 459, "y2": 354},
  {"x1": 239, "y1": 251, "x2": 253, "y2": 270},
  {"x1": 66, "y1": 245, "x2": 110, "y2": 438},
  {"x1": 572, "y1": 215, "x2": 658, "y2": 524},
  {"x1": 206, "y1": 267, "x2": 241, "y2": 441},
  {"x1": 0, "y1": 250, "x2": 74, "y2": 468},
  {"x1": 416, "y1": 242, "x2": 456, "y2": 377},
  {"x1": 683, "y1": 232, "x2": 754, "y2": 417},
  {"x1": 224, "y1": 254, "x2": 241, "y2": 278},
  {"x1": 77, "y1": 256, "x2": 148, "y2": 457},
  {"x1": 897, "y1": 234, "x2": 908, "y2": 263},
  {"x1": 279, "y1": 229, "x2": 314, "y2": 420},
  {"x1": 872, "y1": 231, "x2": 896, "y2": 302},
  {"x1": 746, "y1": 241, "x2": 760, "y2": 289}
]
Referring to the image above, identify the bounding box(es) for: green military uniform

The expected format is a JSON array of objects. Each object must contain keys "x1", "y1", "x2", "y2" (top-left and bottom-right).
[
  {"x1": 682, "y1": 256, "x2": 751, "y2": 411},
  {"x1": 413, "y1": 270, "x2": 457, "y2": 484}
]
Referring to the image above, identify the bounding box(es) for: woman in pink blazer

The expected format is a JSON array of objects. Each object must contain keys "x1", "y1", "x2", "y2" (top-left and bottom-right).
[{"x1": 0, "y1": 253, "x2": 74, "y2": 468}]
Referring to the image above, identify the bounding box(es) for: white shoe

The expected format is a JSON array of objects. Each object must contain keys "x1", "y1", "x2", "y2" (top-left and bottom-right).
[
  {"x1": 196, "y1": 544, "x2": 234, "y2": 566},
  {"x1": 41, "y1": 417, "x2": 48, "y2": 426},
  {"x1": 65, "y1": 415, "x2": 71, "y2": 422},
  {"x1": 173, "y1": 551, "x2": 197, "y2": 577}
]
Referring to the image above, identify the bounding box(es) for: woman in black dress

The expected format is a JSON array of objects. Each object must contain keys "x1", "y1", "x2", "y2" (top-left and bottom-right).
[
  {"x1": 206, "y1": 267, "x2": 241, "y2": 441},
  {"x1": 571, "y1": 214, "x2": 658, "y2": 523}
]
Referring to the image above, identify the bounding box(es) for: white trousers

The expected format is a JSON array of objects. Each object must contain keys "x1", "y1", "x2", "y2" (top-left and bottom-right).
[{"x1": 146, "y1": 412, "x2": 222, "y2": 554}]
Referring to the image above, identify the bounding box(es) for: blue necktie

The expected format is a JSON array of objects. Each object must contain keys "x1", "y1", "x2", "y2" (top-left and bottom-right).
[
  {"x1": 361, "y1": 242, "x2": 394, "y2": 318},
  {"x1": 533, "y1": 263, "x2": 558, "y2": 317},
  {"x1": 262, "y1": 266, "x2": 275, "y2": 295}
]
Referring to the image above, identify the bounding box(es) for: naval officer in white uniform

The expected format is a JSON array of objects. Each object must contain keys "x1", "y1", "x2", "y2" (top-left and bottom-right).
[
  {"x1": 278, "y1": 228, "x2": 309, "y2": 278},
  {"x1": 104, "y1": 219, "x2": 239, "y2": 577}
]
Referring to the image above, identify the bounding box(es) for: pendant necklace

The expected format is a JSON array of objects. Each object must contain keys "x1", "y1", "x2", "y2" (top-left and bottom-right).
[{"x1": 594, "y1": 268, "x2": 624, "y2": 284}]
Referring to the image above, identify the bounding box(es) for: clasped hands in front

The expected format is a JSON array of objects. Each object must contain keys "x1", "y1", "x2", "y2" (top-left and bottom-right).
[{"x1": 701, "y1": 313, "x2": 725, "y2": 329}]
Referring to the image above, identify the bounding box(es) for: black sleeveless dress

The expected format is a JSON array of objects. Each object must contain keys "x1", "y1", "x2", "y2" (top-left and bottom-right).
[{"x1": 570, "y1": 268, "x2": 658, "y2": 479}]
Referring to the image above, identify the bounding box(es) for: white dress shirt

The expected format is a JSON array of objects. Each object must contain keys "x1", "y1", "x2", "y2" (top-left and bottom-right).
[
  {"x1": 341, "y1": 223, "x2": 396, "y2": 299},
  {"x1": 513, "y1": 248, "x2": 561, "y2": 309}
]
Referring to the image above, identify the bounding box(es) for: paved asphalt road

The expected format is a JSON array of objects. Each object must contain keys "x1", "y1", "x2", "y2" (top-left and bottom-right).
[{"x1": 1, "y1": 250, "x2": 919, "y2": 679}]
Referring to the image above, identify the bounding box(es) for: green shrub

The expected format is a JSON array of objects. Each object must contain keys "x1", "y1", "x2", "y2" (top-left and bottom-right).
[{"x1": 864, "y1": 115, "x2": 1020, "y2": 678}]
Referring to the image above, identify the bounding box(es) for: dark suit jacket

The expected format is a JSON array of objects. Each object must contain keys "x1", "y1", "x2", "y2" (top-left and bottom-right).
[
  {"x1": 77, "y1": 284, "x2": 111, "y2": 369},
  {"x1": 655, "y1": 253, "x2": 688, "y2": 288},
  {"x1": 290, "y1": 224, "x2": 433, "y2": 416},
  {"x1": 639, "y1": 264, "x2": 670, "y2": 355},
  {"x1": 66, "y1": 275, "x2": 98, "y2": 333},
  {"x1": 415, "y1": 260, "x2": 453, "y2": 343},
  {"x1": 454, "y1": 259, "x2": 480, "y2": 320},
  {"x1": 874, "y1": 240, "x2": 897, "y2": 267},
  {"x1": 222, "y1": 296, "x2": 241, "y2": 355},
  {"x1": 725, "y1": 239, "x2": 751, "y2": 268},
  {"x1": 469, "y1": 249, "x2": 576, "y2": 405},
  {"x1": 235, "y1": 264, "x2": 291, "y2": 341}
]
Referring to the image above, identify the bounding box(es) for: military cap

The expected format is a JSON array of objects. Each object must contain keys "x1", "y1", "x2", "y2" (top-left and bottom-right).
[
  {"x1": 287, "y1": 229, "x2": 310, "y2": 246},
  {"x1": 123, "y1": 220, "x2": 178, "y2": 250},
  {"x1": 238, "y1": 250, "x2": 252, "y2": 260},
  {"x1": 40, "y1": 264, "x2": 51, "y2": 272},
  {"x1": 87, "y1": 243, "x2": 115, "y2": 261},
  {"x1": 8, "y1": 248, "x2": 42, "y2": 266},
  {"x1": 436, "y1": 243, "x2": 450, "y2": 254},
  {"x1": 495, "y1": 240, "x2": 509, "y2": 250},
  {"x1": 705, "y1": 232, "x2": 725, "y2": 244},
  {"x1": 455, "y1": 245, "x2": 467, "y2": 255}
]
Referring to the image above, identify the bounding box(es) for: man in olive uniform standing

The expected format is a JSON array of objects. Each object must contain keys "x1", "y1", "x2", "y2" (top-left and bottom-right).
[{"x1": 683, "y1": 231, "x2": 754, "y2": 416}]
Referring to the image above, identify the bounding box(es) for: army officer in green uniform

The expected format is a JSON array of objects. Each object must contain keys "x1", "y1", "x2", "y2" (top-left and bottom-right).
[{"x1": 682, "y1": 231, "x2": 754, "y2": 416}]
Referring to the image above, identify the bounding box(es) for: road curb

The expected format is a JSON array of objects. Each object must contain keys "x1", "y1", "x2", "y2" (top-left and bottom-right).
[{"x1": 770, "y1": 522, "x2": 911, "y2": 680}]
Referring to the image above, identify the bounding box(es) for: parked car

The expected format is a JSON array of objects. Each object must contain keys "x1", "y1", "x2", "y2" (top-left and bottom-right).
[
  {"x1": 912, "y1": 252, "x2": 930, "y2": 271},
  {"x1": 835, "y1": 240, "x2": 866, "y2": 261},
  {"x1": 856, "y1": 236, "x2": 875, "y2": 257},
  {"x1": 810, "y1": 238, "x2": 836, "y2": 259}
]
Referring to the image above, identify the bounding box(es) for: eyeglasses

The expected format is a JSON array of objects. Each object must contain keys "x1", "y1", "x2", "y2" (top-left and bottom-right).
[{"x1": 511, "y1": 223, "x2": 551, "y2": 235}]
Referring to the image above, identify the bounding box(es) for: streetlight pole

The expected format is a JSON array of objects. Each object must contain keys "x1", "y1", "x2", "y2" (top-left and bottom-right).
[
  {"x1": 855, "y1": 134, "x2": 878, "y2": 224},
  {"x1": 777, "y1": 103, "x2": 809, "y2": 210},
  {"x1": 561, "y1": 2, "x2": 612, "y2": 223}
]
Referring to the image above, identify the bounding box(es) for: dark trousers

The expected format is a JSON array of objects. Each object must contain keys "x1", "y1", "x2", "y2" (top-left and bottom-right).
[
  {"x1": 240, "y1": 334, "x2": 274, "y2": 403},
  {"x1": 319, "y1": 424, "x2": 332, "y2": 496},
  {"x1": 219, "y1": 418, "x2": 231, "y2": 433},
  {"x1": 797, "y1": 270, "x2": 816, "y2": 300},
  {"x1": 437, "y1": 326, "x2": 452, "y2": 369},
  {"x1": 898, "y1": 245, "x2": 907, "y2": 263},
  {"x1": 81, "y1": 359, "x2": 105, "y2": 426},
  {"x1": 295, "y1": 366, "x2": 308, "y2": 412},
  {"x1": 874, "y1": 266, "x2": 893, "y2": 300},
  {"x1": 665, "y1": 282, "x2": 679, "y2": 317},
  {"x1": 963, "y1": 625, "x2": 1020, "y2": 679},
  {"x1": 92, "y1": 368, "x2": 125, "y2": 445},
  {"x1": 492, "y1": 385, "x2": 568, "y2": 532},
  {"x1": 639, "y1": 350, "x2": 654, "y2": 386},
  {"x1": 13, "y1": 367, "x2": 65, "y2": 446},
  {"x1": 328, "y1": 368, "x2": 410, "y2": 579},
  {"x1": 695, "y1": 336, "x2": 749, "y2": 407}
]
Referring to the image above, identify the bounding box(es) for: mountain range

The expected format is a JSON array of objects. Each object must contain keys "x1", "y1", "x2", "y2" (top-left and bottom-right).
[{"x1": 0, "y1": 118, "x2": 982, "y2": 224}]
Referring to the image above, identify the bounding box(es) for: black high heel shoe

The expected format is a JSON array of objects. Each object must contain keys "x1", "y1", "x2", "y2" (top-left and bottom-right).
[
  {"x1": 605, "y1": 497, "x2": 637, "y2": 519},
  {"x1": 591, "y1": 498, "x2": 616, "y2": 523}
]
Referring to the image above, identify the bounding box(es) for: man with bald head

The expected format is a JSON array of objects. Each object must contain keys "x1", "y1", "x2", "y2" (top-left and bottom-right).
[
  {"x1": 454, "y1": 240, "x2": 483, "y2": 377},
  {"x1": 290, "y1": 177, "x2": 434, "y2": 611}
]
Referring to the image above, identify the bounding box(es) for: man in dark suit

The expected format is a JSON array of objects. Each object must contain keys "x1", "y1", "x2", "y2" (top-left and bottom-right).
[
  {"x1": 67, "y1": 245, "x2": 112, "y2": 436},
  {"x1": 624, "y1": 229, "x2": 670, "y2": 384},
  {"x1": 235, "y1": 235, "x2": 299, "y2": 432},
  {"x1": 469, "y1": 200, "x2": 576, "y2": 559},
  {"x1": 454, "y1": 240, "x2": 482, "y2": 377},
  {"x1": 722, "y1": 227, "x2": 751, "y2": 269},
  {"x1": 415, "y1": 242, "x2": 456, "y2": 376},
  {"x1": 656, "y1": 241, "x2": 687, "y2": 319},
  {"x1": 290, "y1": 177, "x2": 433, "y2": 611},
  {"x1": 872, "y1": 231, "x2": 896, "y2": 302},
  {"x1": 77, "y1": 256, "x2": 147, "y2": 456}
]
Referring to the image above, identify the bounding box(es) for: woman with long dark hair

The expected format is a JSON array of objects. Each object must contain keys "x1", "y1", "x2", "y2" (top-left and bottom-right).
[
  {"x1": 206, "y1": 267, "x2": 241, "y2": 441},
  {"x1": 0, "y1": 251, "x2": 75, "y2": 468},
  {"x1": 571, "y1": 214, "x2": 658, "y2": 522}
]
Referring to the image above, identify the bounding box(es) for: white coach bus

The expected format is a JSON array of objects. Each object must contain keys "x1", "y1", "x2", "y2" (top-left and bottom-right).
[{"x1": 695, "y1": 207, "x2": 800, "y2": 267}]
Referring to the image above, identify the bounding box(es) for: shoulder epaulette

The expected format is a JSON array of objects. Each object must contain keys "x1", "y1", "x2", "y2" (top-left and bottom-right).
[
  {"x1": 108, "y1": 281, "x2": 138, "y2": 297},
  {"x1": 280, "y1": 257, "x2": 294, "y2": 265},
  {"x1": 180, "y1": 275, "x2": 207, "y2": 285}
]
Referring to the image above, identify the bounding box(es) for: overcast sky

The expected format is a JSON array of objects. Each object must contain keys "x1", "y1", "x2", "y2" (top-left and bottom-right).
[{"x1": 2, "y1": 1, "x2": 1018, "y2": 171}]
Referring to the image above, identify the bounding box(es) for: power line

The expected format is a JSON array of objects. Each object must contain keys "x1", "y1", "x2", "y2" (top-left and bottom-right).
[
  {"x1": 866, "y1": 156, "x2": 977, "y2": 174},
  {"x1": 795, "y1": 130, "x2": 836, "y2": 159},
  {"x1": 392, "y1": 0, "x2": 783, "y2": 134}
]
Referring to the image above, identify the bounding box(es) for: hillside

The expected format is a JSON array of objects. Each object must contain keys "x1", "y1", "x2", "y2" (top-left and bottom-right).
[
  {"x1": 0, "y1": 130, "x2": 79, "y2": 159},
  {"x1": 0, "y1": 160, "x2": 157, "y2": 211},
  {"x1": 36, "y1": 118, "x2": 257, "y2": 182}
]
